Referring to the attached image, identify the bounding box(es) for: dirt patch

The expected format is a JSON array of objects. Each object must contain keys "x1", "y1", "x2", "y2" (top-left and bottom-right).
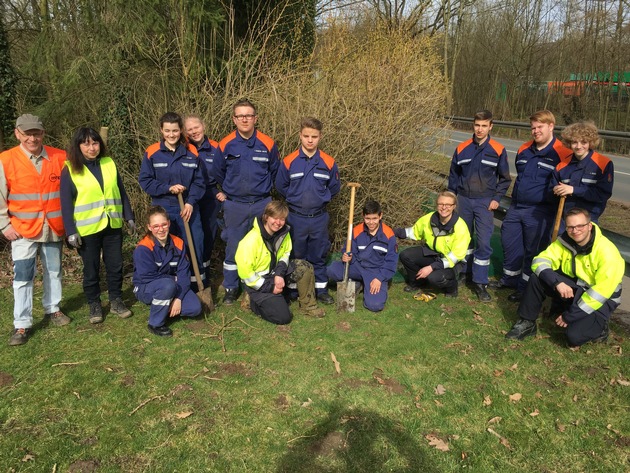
[
  {"x1": 79, "y1": 436, "x2": 98, "y2": 446},
  {"x1": 526, "y1": 376, "x2": 556, "y2": 390},
  {"x1": 212, "y1": 363, "x2": 255, "y2": 379},
  {"x1": 120, "y1": 375, "x2": 135, "y2": 387},
  {"x1": 169, "y1": 384, "x2": 193, "y2": 396},
  {"x1": 185, "y1": 321, "x2": 210, "y2": 333},
  {"x1": 276, "y1": 325, "x2": 291, "y2": 333},
  {"x1": 611, "y1": 310, "x2": 630, "y2": 335},
  {"x1": 372, "y1": 369, "x2": 406, "y2": 394},
  {"x1": 599, "y1": 200, "x2": 630, "y2": 237},
  {"x1": 309, "y1": 431, "x2": 347, "y2": 456},
  {"x1": 0, "y1": 372, "x2": 14, "y2": 388},
  {"x1": 614, "y1": 436, "x2": 630, "y2": 448},
  {"x1": 69, "y1": 459, "x2": 100, "y2": 472},
  {"x1": 341, "y1": 378, "x2": 370, "y2": 390},
  {"x1": 275, "y1": 394, "x2": 289, "y2": 409},
  {"x1": 336, "y1": 322, "x2": 351, "y2": 332}
]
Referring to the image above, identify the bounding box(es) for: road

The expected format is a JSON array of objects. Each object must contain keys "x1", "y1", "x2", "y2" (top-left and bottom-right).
[{"x1": 435, "y1": 129, "x2": 630, "y2": 204}]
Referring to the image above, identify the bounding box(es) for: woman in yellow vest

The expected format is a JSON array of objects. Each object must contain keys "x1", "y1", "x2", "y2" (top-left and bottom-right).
[{"x1": 60, "y1": 127, "x2": 136, "y2": 323}]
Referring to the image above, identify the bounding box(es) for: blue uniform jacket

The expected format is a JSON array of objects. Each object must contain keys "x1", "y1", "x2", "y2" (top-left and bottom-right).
[
  {"x1": 195, "y1": 136, "x2": 220, "y2": 198},
  {"x1": 138, "y1": 140, "x2": 204, "y2": 208},
  {"x1": 550, "y1": 150, "x2": 614, "y2": 219},
  {"x1": 133, "y1": 234, "x2": 191, "y2": 298},
  {"x1": 276, "y1": 148, "x2": 340, "y2": 213},
  {"x1": 512, "y1": 137, "x2": 572, "y2": 207},
  {"x1": 349, "y1": 222, "x2": 398, "y2": 282},
  {"x1": 448, "y1": 135, "x2": 511, "y2": 201},
  {"x1": 214, "y1": 130, "x2": 279, "y2": 202}
]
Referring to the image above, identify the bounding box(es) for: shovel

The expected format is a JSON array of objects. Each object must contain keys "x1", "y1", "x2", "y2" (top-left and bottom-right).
[
  {"x1": 551, "y1": 195, "x2": 566, "y2": 241},
  {"x1": 337, "y1": 182, "x2": 361, "y2": 312},
  {"x1": 177, "y1": 193, "x2": 214, "y2": 313}
]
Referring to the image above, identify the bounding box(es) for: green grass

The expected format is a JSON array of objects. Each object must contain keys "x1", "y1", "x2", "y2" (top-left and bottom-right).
[{"x1": 0, "y1": 276, "x2": 628, "y2": 472}]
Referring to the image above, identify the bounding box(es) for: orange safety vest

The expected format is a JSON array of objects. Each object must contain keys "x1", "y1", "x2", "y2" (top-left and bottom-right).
[{"x1": 0, "y1": 145, "x2": 66, "y2": 238}]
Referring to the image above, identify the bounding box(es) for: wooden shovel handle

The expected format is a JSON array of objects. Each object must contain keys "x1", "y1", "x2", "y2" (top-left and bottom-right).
[
  {"x1": 177, "y1": 193, "x2": 205, "y2": 291},
  {"x1": 343, "y1": 183, "x2": 361, "y2": 282},
  {"x1": 551, "y1": 195, "x2": 566, "y2": 241}
]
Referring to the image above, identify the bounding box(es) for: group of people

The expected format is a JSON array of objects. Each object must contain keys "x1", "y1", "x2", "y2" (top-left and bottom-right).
[{"x1": 0, "y1": 104, "x2": 624, "y2": 347}]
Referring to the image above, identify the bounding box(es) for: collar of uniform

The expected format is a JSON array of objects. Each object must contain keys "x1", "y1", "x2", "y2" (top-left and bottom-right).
[
  {"x1": 532, "y1": 136, "x2": 556, "y2": 155},
  {"x1": 473, "y1": 134, "x2": 490, "y2": 148},
  {"x1": 20, "y1": 144, "x2": 49, "y2": 161},
  {"x1": 573, "y1": 150, "x2": 593, "y2": 167},
  {"x1": 159, "y1": 140, "x2": 187, "y2": 157},
  {"x1": 298, "y1": 148, "x2": 319, "y2": 161},
  {"x1": 430, "y1": 211, "x2": 458, "y2": 233},
  {"x1": 236, "y1": 129, "x2": 257, "y2": 147},
  {"x1": 362, "y1": 221, "x2": 381, "y2": 237},
  {"x1": 195, "y1": 136, "x2": 212, "y2": 152}
]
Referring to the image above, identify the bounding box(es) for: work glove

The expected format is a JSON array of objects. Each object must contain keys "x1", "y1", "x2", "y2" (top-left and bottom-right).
[
  {"x1": 127, "y1": 220, "x2": 137, "y2": 236},
  {"x1": 394, "y1": 227, "x2": 408, "y2": 239},
  {"x1": 67, "y1": 233, "x2": 82, "y2": 249}
]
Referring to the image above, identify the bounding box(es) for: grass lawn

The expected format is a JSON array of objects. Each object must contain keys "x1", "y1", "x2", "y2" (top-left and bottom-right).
[{"x1": 0, "y1": 270, "x2": 628, "y2": 472}]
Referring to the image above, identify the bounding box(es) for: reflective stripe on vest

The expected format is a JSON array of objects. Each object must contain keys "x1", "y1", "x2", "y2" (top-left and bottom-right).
[
  {"x1": 0, "y1": 146, "x2": 65, "y2": 238},
  {"x1": 67, "y1": 157, "x2": 123, "y2": 236}
]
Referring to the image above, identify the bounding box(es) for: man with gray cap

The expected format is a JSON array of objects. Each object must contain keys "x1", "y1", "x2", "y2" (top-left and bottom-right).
[{"x1": 0, "y1": 114, "x2": 71, "y2": 346}]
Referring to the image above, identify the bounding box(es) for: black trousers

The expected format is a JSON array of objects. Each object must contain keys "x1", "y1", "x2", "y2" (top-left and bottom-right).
[
  {"x1": 517, "y1": 271, "x2": 608, "y2": 346},
  {"x1": 77, "y1": 226, "x2": 124, "y2": 303},
  {"x1": 399, "y1": 246, "x2": 458, "y2": 294},
  {"x1": 245, "y1": 287, "x2": 292, "y2": 325}
]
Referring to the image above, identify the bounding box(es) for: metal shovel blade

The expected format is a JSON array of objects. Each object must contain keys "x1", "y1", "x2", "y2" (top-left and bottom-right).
[
  {"x1": 336, "y1": 279, "x2": 356, "y2": 313},
  {"x1": 197, "y1": 286, "x2": 214, "y2": 313}
]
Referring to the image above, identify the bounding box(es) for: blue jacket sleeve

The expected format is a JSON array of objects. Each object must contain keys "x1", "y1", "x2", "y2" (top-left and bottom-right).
[
  {"x1": 494, "y1": 147, "x2": 511, "y2": 202},
  {"x1": 213, "y1": 147, "x2": 227, "y2": 187},
  {"x1": 60, "y1": 167, "x2": 78, "y2": 236},
  {"x1": 447, "y1": 150, "x2": 459, "y2": 193},
  {"x1": 275, "y1": 161, "x2": 289, "y2": 198},
  {"x1": 328, "y1": 161, "x2": 341, "y2": 198},
  {"x1": 268, "y1": 143, "x2": 280, "y2": 184},
  {"x1": 117, "y1": 171, "x2": 135, "y2": 221},
  {"x1": 377, "y1": 234, "x2": 398, "y2": 282},
  {"x1": 138, "y1": 152, "x2": 170, "y2": 197},
  {"x1": 133, "y1": 245, "x2": 162, "y2": 285}
]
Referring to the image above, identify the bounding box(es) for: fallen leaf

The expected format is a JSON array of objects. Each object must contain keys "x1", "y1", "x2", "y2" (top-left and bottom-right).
[
  {"x1": 301, "y1": 398, "x2": 313, "y2": 408},
  {"x1": 330, "y1": 352, "x2": 341, "y2": 374},
  {"x1": 607, "y1": 424, "x2": 621, "y2": 435},
  {"x1": 556, "y1": 422, "x2": 566, "y2": 432},
  {"x1": 473, "y1": 314, "x2": 484, "y2": 323},
  {"x1": 508, "y1": 393, "x2": 522, "y2": 402},
  {"x1": 487, "y1": 428, "x2": 511, "y2": 449},
  {"x1": 461, "y1": 452, "x2": 468, "y2": 460},
  {"x1": 535, "y1": 391, "x2": 543, "y2": 399},
  {"x1": 175, "y1": 411, "x2": 193, "y2": 419},
  {"x1": 434, "y1": 384, "x2": 446, "y2": 395},
  {"x1": 488, "y1": 416, "x2": 502, "y2": 424},
  {"x1": 529, "y1": 409, "x2": 540, "y2": 417},
  {"x1": 434, "y1": 399, "x2": 444, "y2": 407},
  {"x1": 493, "y1": 370, "x2": 504, "y2": 377},
  {"x1": 573, "y1": 394, "x2": 578, "y2": 402},
  {"x1": 289, "y1": 342, "x2": 296, "y2": 347},
  {"x1": 22, "y1": 454, "x2": 35, "y2": 462},
  {"x1": 483, "y1": 395, "x2": 492, "y2": 406},
  {"x1": 509, "y1": 363, "x2": 518, "y2": 371},
  {"x1": 612, "y1": 345, "x2": 622, "y2": 355},
  {"x1": 73, "y1": 391, "x2": 81, "y2": 400},
  {"x1": 405, "y1": 313, "x2": 412, "y2": 319},
  {"x1": 450, "y1": 434, "x2": 460, "y2": 440},
  {"x1": 472, "y1": 309, "x2": 480, "y2": 315},
  {"x1": 374, "y1": 376, "x2": 386, "y2": 385},
  {"x1": 425, "y1": 434, "x2": 449, "y2": 452},
  {"x1": 617, "y1": 379, "x2": 630, "y2": 387}
]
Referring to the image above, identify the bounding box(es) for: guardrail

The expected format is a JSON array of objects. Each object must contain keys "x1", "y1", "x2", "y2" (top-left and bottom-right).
[{"x1": 447, "y1": 116, "x2": 630, "y2": 142}]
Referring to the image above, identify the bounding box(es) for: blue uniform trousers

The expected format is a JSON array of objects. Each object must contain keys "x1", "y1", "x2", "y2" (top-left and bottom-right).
[
  {"x1": 500, "y1": 204, "x2": 554, "y2": 293},
  {"x1": 134, "y1": 278, "x2": 201, "y2": 327},
  {"x1": 288, "y1": 212, "x2": 331, "y2": 294},
  {"x1": 458, "y1": 196, "x2": 494, "y2": 284},
  {"x1": 327, "y1": 261, "x2": 388, "y2": 312},
  {"x1": 222, "y1": 197, "x2": 271, "y2": 290},
  {"x1": 517, "y1": 272, "x2": 610, "y2": 347},
  {"x1": 199, "y1": 193, "x2": 221, "y2": 280}
]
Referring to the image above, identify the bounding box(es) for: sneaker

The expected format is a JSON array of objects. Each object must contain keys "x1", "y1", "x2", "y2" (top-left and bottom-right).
[
  {"x1": 303, "y1": 307, "x2": 326, "y2": 318},
  {"x1": 505, "y1": 318, "x2": 537, "y2": 340},
  {"x1": 316, "y1": 292, "x2": 334, "y2": 305},
  {"x1": 590, "y1": 323, "x2": 609, "y2": 344},
  {"x1": 474, "y1": 284, "x2": 492, "y2": 302},
  {"x1": 488, "y1": 279, "x2": 511, "y2": 290},
  {"x1": 9, "y1": 328, "x2": 31, "y2": 346},
  {"x1": 46, "y1": 311, "x2": 71, "y2": 326},
  {"x1": 110, "y1": 298, "x2": 132, "y2": 318},
  {"x1": 403, "y1": 285, "x2": 419, "y2": 293},
  {"x1": 89, "y1": 302, "x2": 104, "y2": 324},
  {"x1": 444, "y1": 288, "x2": 458, "y2": 298},
  {"x1": 223, "y1": 288, "x2": 239, "y2": 305},
  {"x1": 507, "y1": 291, "x2": 523, "y2": 302}
]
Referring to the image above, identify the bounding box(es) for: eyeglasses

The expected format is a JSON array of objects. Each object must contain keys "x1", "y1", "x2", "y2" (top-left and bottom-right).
[
  {"x1": 437, "y1": 203, "x2": 455, "y2": 208},
  {"x1": 234, "y1": 114, "x2": 256, "y2": 121},
  {"x1": 17, "y1": 129, "x2": 44, "y2": 138},
  {"x1": 150, "y1": 223, "x2": 169, "y2": 231},
  {"x1": 566, "y1": 223, "x2": 589, "y2": 232}
]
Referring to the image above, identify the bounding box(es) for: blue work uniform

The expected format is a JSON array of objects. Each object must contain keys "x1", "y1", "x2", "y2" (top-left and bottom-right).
[
  {"x1": 214, "y1": 129, "x2": 280, "y2": 290},
  {"x1": 500, "y1": 137, "x2": 572, "y2": 293},
  {"x1": 194, "y1": 136, "x2": 221, "y2": 279},
  {"x1": 448, "y1": 135, "x2": 511, "y2": 284},
  {"x1": 550, "y1": 150, "x2": 614, "y2": 223},
  {"x1": 276, "y1": 148, "x2": 340, "y2": 294},
  {"x1": 327, "y1": 221, "x2": 397, "y2": 311},
  {"x1": 138, "y1": 140, "x2": 206, "y2": 286},
  {"x1": 133, "y1": 234, "x2": 201, "y2": 328}
]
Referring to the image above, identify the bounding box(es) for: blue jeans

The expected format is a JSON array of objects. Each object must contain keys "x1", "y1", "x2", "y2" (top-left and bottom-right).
[{"x1": 12, "y1": 239, "x2": 63, "y2": 329}]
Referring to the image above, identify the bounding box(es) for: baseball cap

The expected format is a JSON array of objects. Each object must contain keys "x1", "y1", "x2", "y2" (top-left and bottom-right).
[{"x1": 15, "y1": 114, "x2": 44, "y2": 131}]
